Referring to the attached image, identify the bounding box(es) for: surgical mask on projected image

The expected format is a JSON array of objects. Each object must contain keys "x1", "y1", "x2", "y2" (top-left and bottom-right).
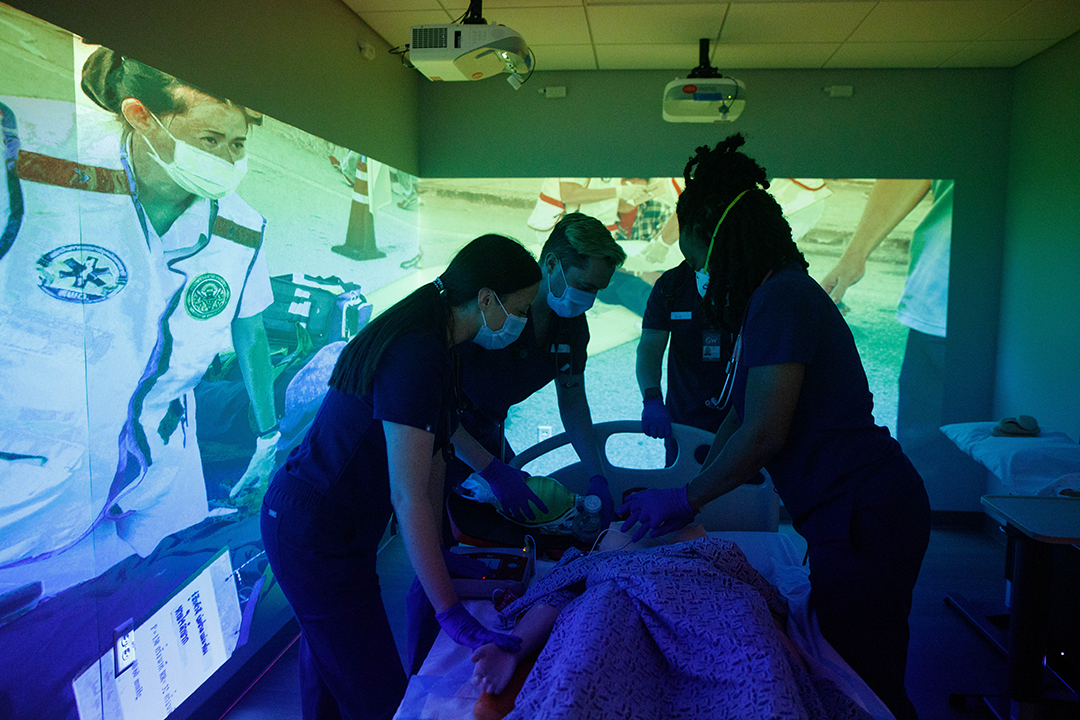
[
  {"x1": 474, "y1": 293, "x2": 527, "y2": 350},
  {"x1": 547, "y1": 260, "x2": 596, "y2": 318},
  {"x1": 142, "y1": 113, "x2": 248, "y2": 199}
]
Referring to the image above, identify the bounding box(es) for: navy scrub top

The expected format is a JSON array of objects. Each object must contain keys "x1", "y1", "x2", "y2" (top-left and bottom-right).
[
  {"x1": 457, "y1": 309, "x2": 589, "y2": 450},
  {"x1": 270, "y1": 330, "x2": 458, "y2": 550},
  {"x1": 731, "y1": 264, "x2": 899, "y2": 523},
  {"x1": 642, "y1": 262, "x2": 733, "y2": 433}
]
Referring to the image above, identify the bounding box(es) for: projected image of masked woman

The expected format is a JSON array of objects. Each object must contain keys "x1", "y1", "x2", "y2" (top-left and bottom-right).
[
  {"x1": 618, "y1": 135, "x2": 931, "y2": 720},
  {"x1": 0, "y1": 48, "x2": 276, "y2": 597},
  {"x1": 261, "y1": 234, "x2": 539, "y2": 720}
]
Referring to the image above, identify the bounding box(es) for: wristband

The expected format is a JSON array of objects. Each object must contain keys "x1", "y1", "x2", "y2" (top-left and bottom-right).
[
  {"x1": 643, "y1": 387, "x2": 663, "y2": 402},
  {"x1": 257, "y1": 423, "x2": 280, "y2": 439}
]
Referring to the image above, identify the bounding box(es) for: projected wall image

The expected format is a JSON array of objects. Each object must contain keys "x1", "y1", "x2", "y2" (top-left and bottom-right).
[
  {"x1": 0, "y1": 5, "x2": 418, "y2": 719},
  {"x1": 414, "y1": 176, "x2": 950, "y2": 468},
  {"x1": 1, "y1": 4, "x2": 952, "y2": 719}
]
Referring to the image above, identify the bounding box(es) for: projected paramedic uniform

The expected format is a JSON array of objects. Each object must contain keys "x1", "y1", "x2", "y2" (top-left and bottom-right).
[
  {"x1": 730, "y1": 263, "x2": 930, "y2": 720},
  {"x1": 261, "y1": 330, "x2": 456, "y2": 719},
  {"x1": 0, "y1": 97, "x2": 272, "y2": 595},
  {"x1": 452, "y1": 309, "x2": 589, "y2": 468},
  {"x1": 641, "y1": 262, "x2": 731, "y2": 462}
]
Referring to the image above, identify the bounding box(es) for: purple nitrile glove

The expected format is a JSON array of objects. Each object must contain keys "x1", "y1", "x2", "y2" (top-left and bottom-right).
[
  {"x1": 442, "y1": 547, "x2": 488, "y2": 579},
  {"x1": 641, "y1": 398, "x2": 673, "y2": 439},
  {"x1": 617, "y1": 486, "x2": 698, "y2": 543},
  {"x1": 435, "y1": 602, "x2": 523, "y2": 651},
  {"x1": 480, "y1": 458, "x2": 549, "y2": 522},
  {"x1": 587, "y1": 475, "x2": 616, "y2": 528}
]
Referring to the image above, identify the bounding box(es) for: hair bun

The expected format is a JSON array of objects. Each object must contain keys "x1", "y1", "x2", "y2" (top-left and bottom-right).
[{"x1": 80, "y1": 47, "x2": 126, "y2": 113}]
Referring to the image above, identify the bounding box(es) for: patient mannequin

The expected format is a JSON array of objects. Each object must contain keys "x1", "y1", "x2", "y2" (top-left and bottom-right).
[{"x1": 469, "y1": 527, "x2": 821, "y2": 720}]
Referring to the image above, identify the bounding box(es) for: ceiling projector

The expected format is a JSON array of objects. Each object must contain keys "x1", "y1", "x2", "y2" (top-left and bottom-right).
[
  {"x1": 410, "y1": 22, "x2": 533, "y2": 87},
  {"x1": 662, "y1": 38, "x2": 745, "y2": 123}
]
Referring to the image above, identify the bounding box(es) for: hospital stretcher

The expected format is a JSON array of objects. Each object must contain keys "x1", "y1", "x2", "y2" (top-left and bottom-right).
[{"x1": 393, "y1": 422, "x2": 895, "y2": 720}]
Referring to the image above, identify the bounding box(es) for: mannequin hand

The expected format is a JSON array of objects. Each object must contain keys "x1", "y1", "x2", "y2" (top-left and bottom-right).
[
  {"x1": 587, "y1": 475, "x2": 616, "y2": 527},
  {"x1": 442, "y1": 547, "x2": 489, "y2": 579},
  {"x1": 618, "y1": 486, "x2": 697, "y2": 543},
  {"x1": 641, "y1": 398, "x2": 673, "y2": 439},
  {"x1": 436, "y1": 602, "x2": 522, "y2": 651},
  {"x1": 229, "y1": 432, "x2": 280, "y2": 498},
  {"x1": 480, "y1": 458, "x2": 549, "y2": 521}
]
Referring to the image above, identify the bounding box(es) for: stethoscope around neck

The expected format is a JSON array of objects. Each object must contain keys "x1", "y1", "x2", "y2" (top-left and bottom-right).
[
  {"x1": 703, "y1": 267, "x2": 773, "y2": 413},
  {"x1": 706, "y1": 331, "x2": 743, "y2": 412}
]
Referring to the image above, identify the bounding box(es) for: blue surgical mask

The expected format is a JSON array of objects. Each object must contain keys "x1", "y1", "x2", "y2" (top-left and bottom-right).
[
  {"x1": 546, "y1": 260, "x2": 596, "y2": 318},
  {"x1": 473, "y1": 292, "x2": 527, "y2": 350},
  {"x1": 695, "y1": 268, "x2": 710, "y2": 298}
]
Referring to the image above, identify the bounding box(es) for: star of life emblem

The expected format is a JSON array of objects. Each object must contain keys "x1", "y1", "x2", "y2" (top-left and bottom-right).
[
  {"x1": 37, "y1": 244, "x2": 128, "y2": 303},
  {"x1": 185, "y1": 272, "x2": 231, "y2": 320}
]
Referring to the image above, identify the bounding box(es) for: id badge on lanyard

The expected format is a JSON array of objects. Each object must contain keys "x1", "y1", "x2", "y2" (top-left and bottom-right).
[
  {"x1": 702, "y1": 330, "x2": 726, "y2": 362},
  {"x1": 705, "y1": 331, "x2": 742, "y2": 411}
]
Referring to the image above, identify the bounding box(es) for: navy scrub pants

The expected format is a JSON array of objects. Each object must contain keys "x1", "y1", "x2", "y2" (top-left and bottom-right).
[
  {"x1": 262, "y1": 484, "x2": 407, "y2": 720},
  {"x1": 800, "y1": 454, "x2": 931, "y2": 720}
]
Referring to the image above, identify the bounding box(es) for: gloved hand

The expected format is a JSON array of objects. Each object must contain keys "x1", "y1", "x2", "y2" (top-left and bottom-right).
[
  {"x1": 436, "y1": 602, "x2": 523, "y2": 652},
  {"x1": 618, "y1": 486, "x2": 698, "y2": 543},
  {"x1": 229, "y1": 431, "x2": 280, "y2": 498},
  {"x1": 442, "y1": 547, "x2": 488, "y2": 579},
  {"x1": 480, "y1": 458, "x2": 549, "y2": 522},
  {"x1": 587, "y1": 475, "x2": 616, "y2": 528},
  {"x1": 641, "y1": 398, "x2": 673, "y2": 439}
]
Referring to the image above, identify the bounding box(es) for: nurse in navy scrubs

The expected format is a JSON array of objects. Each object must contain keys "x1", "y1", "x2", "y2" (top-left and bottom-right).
[
  {"x1": 261, "y1": 234, "x2": 540, "y2": 720},
  {"x1": 619, "y1": 135, "x2": 931, "y2": 720},
  {"x1": 449, "y1": 213, "x2": 627, "y2": 525},
  {"x1": 636, "y1": 259, "x2": 733, "y2": 465}
]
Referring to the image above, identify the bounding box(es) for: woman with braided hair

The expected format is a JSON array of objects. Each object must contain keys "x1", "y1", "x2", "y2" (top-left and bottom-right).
[{"x1": 620, "y1": 134, "x2": 931, "y2": 720}]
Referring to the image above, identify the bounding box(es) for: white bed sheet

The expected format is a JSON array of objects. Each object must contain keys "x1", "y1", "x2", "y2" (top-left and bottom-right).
[
  {"x1": 940, "y1": 421, "x2": 1080, "y2": 496},
  {"x1": 394, "y1": 531, "x2": 894, "y2": 720}
]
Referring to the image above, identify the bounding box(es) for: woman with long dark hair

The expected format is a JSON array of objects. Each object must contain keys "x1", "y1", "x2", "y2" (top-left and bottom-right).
[
  {"x1": 261, "y1": 234, "x2": 541, "y2": 720},
  {"x1": 619, "y1": 135, "x2": 931, "y2": 720}
]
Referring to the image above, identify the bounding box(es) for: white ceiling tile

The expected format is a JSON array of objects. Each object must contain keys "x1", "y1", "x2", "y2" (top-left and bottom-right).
[
  {"x1": 359, "y1": 11, "x2": 457, "y2": 48},
  {"x1": 712, "y1": 42, "x2": 843, "y2": 69},
  {"x1": 595, "y1": 43, "x2": 705, "y2": 70},
  {"x1": 587, "y1": 5, "x2": 727, "y2": 44},
  {"x1": 941, "y1": 38, "x2": 1061, "y2": 67},
  {"x1": 723, "y1": 2, "x2": 875, "y2": 44},
  {"x1": 980, "y1": 0, "x2": 1080, "y2": 41},
  {"x1": 825, "y1": 41, "x2": 967, "y2": 68},
  {"x1": 529, "y1": 44, "x2": 599, "y2": 70},
  {"x1": 346, "y1": 0, "x2": 445, "y2": 12},
  {"x1": 477, "y1": 7, "x2": 593, "y2": 44},
  {"x1": 849, "y1": 1, "x2": 1029, "y2": 43},
  {"x1": 586, "y1": 0, "x2": 715, "y2": 4},
  {"x1": 480, "y1": 1, "x2": 584, "y2": 6}
]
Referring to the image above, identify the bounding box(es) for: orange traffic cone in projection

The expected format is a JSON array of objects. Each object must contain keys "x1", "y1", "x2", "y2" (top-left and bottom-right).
[{"x1": 332, "y1": 154, "x2": 386, "y2": 260}]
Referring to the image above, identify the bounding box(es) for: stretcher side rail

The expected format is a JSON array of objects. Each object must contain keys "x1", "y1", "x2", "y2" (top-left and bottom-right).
[{"x1": 509, "y1": 420, "x2": 779, "y2": 533}]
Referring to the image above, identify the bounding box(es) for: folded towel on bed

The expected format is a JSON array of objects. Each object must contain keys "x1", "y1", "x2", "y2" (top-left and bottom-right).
[{"x1": 992, "y1": 415, "x2": 1041, "y2": 437}]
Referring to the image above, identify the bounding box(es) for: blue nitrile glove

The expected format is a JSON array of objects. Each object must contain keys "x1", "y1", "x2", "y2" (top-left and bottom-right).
[
  {"x1": 442, "y1": 547, "x2": 488, "y2": 579},
  {"x1": 435, "y1": 602, "x2": 523, "y2": 651},
  {"x1": 480, "y1": 458, "x2": 549, "y2": 522},
  {"x1": 641, "y1": 398, "x2": 673, "y2": 439},
  {"x1": 587, "y1": 475, "x2": 616, "y2": 528},
  {"x1": 618, "y1": 486, "x2": 698, "y2": 543}
]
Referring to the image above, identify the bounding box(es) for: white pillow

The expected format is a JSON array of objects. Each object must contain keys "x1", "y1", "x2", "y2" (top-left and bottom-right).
[{"x1": 940, "y1": 422, "x2": 1080, "y2": 494}]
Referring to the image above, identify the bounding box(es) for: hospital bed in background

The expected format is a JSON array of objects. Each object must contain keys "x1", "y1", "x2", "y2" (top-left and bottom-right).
[{"x1": 393, "y1": 423, "x2": 893, "y2": 720}]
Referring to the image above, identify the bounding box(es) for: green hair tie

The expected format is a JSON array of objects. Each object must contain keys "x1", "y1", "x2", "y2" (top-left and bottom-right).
[{"x1": 701, "y1": 189, "x2": 750, "y2": 271}]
